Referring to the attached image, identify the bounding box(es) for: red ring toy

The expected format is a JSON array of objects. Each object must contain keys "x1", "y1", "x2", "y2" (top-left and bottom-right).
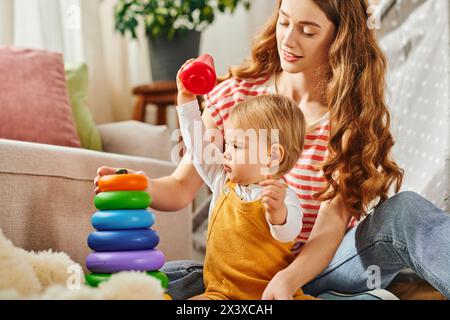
[{"x1": 98, "y1": 174, "x2": 148, "y2": 192}]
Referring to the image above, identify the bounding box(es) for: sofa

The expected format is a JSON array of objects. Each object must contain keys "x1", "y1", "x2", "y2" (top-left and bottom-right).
[{"x1": 0, "y1": 131, "x2": 193, "y2": 272}]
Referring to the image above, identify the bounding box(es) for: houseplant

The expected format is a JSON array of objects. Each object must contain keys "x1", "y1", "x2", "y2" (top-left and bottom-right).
[{"x1": 114, "y1": 0, "x2": 251, "y2": 81}]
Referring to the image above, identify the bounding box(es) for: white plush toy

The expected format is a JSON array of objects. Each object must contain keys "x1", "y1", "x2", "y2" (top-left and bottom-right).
[{"x1": 0, "y1": 229, "x2": 165, "y2": 300}]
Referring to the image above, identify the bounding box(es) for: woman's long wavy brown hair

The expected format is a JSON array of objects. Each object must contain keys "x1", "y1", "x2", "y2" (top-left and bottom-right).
[{"x1": 226, "y1": 0, "x2": 404, "y2": 217}]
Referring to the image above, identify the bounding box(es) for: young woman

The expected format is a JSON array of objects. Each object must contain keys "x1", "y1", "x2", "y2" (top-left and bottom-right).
[{"x1": 96, "y1": 0, "x2": 450, "y2": 299}]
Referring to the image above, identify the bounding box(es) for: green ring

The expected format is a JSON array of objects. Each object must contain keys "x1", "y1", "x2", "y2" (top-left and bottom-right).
[
  {"x1": 94, "y1": 191, "x2": 151, "y2": 210},
  {"x1": 85, "y1": 271, "x2": 168, "y2": 288}
]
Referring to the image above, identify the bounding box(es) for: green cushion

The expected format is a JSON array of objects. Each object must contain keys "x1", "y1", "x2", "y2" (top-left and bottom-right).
[{"x1": 65, "y1": 63, "x2": 103, "y2": 151}]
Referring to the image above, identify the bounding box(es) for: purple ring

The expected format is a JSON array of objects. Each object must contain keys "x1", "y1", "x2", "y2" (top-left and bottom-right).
[{"x1": 86, "y1": 250, "x2": 165, "y2": 273}]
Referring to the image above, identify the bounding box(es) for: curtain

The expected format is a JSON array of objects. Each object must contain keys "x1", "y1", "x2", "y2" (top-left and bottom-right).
[
  {"x1": 379, "y1": 0, "x2": 450, "y2": 211},
  {"x1": 80, "y1": 0, "x2": 149, "y2": 124},
  {"x1": 0, "y1": 0, "x2": 14, "y2": 45},
  {"x1": 0, "y1": 0, "x2": 150, "y2": 124}
]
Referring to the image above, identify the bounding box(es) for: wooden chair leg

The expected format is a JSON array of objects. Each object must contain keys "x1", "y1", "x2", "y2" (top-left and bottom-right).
[
  {"x1": 133, "y1": 96, "x2": 147, "y2": 122},
  {"x1": 156, "y1": 104, "x2": 167, "y2": 125}
]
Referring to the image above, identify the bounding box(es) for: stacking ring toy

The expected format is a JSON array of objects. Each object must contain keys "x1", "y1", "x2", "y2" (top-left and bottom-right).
[
  {"x1": 86, "y1": 250, "x2": 165, "y2": 273},
  {"x1": 98, "y1": 174, "x2": 148, "y2": 192},
  {"x1": 94, "y1": 191, "x2": 151, "y2": 210},
  {"x1": 91, "y1": 210, "x2": 155, "y2": 230},
  {"x1": 85, "y1": 271, "x2": 168, "y2": 289},
  {"x1": 87, "y1": 229, "x2": 160, "y2": 252}
]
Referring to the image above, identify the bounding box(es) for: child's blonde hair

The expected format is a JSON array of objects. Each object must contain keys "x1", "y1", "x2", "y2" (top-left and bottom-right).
[{"x1": 228, "y1": 94, "x2": 306, "y2": 177}]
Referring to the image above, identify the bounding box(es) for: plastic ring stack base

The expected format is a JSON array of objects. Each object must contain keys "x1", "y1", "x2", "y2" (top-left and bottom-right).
[{"x1": 85, "y1": 270, "x2": 169, "y2": 289}]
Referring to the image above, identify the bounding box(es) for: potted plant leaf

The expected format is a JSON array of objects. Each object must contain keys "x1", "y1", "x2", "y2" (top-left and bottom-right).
[{"x1": 115, "y1": 0, "x2": 251, "y2": 81}]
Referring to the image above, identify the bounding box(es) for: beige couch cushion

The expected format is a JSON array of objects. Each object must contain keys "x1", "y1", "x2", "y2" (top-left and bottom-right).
[{"x1": 98, "y1": 121, "x2": 172, "y2": 162}]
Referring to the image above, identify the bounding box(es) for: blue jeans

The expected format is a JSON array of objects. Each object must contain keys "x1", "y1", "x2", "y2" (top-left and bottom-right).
[{"x1": 161, "y1": 191, "x2": 450, "y2": 299}]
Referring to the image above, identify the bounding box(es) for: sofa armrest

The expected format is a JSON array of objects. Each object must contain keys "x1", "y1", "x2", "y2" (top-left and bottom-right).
[
  {"x1": 97, "y1": 121, "x2": 173, "y2": 162},
  {"x1": 0, "y1": 139, "x2": 192, "y2": 270}
]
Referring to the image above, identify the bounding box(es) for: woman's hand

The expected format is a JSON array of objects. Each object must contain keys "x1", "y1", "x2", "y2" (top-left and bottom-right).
[
  {"x1": 176, "y1": 59, "x2": 197, "y2": 106},
  {"x1": 94, "y1": 166, "x2": 148, "y2": 194},
  {"x1": 262, "y1": 269, "x2": 298, "y2": 300},
  {"x1": 258, "y1": 178, "x2": 288, "y2": 225}
]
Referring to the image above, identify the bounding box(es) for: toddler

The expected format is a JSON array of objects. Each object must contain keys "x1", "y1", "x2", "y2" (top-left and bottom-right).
[{"x1": 176, "y1": 67, "x2": 315, "y2": 300}]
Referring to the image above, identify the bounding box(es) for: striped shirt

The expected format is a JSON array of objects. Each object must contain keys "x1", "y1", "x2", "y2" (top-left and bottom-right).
[{"x1": 204, "y1": 74, "x2": 332, "y2": 251}]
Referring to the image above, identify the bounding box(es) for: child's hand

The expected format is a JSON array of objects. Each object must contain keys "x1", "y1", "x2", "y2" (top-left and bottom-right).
[
  {"x1": 176, "y1": 59, "x2": 197, "y2": 106},
  {"x1": 262, "y1": 269, "x2": 297, "y2": 300},
  {"x1": 94, "y1": 166, "x2": 148, "y2": 194},
  {"x1": 259, "y1": 177, "x2": 288, "y2": 225}
]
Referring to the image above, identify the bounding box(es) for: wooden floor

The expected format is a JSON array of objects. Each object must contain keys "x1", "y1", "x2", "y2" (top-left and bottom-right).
[{"x1": 387, "y1": 281, "x2": 447, "y2": 300}]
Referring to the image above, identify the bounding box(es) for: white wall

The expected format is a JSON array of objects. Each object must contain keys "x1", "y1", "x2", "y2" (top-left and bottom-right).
[{"x1": 200, "y1": 1, "x2": 275, "y2": 76}]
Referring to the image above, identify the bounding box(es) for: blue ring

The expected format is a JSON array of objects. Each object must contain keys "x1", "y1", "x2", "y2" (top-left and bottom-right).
[
  {"x1": 91, "y1": 210, "x2": 155, "y2": 230},
  {"x1": 87, "y1": 229, "x2": 160, "y2": 252}
]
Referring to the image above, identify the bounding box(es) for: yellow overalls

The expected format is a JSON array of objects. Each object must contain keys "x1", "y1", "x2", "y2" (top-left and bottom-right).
[{"x1": 203, "y1": 180, "x2": 317, "y2": 300}]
